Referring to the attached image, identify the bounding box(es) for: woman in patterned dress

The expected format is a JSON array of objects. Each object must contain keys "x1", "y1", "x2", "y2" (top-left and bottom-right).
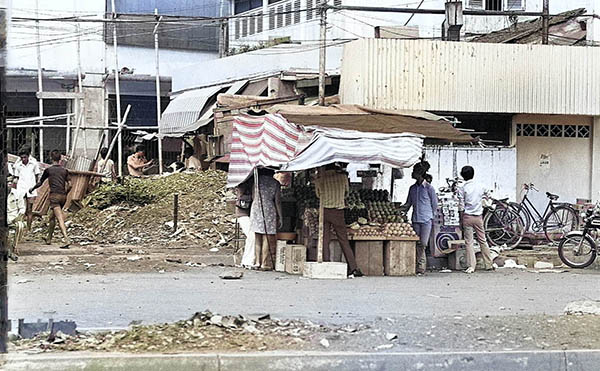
[{"x1": 250, "y1": 168, "x2": 282, "y2": 270}]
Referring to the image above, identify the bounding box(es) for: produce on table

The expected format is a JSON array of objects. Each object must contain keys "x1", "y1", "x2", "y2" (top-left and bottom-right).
[
  {"x1": 348, "y1": 222, "x2": 417, "y2": 239},
  {"x1": 383, "y1": 222, "x2": 417, "y2": 237}
]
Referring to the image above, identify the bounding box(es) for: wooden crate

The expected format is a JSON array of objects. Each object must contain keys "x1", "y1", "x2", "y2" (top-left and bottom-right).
[
  {"x1": 354, "y1": 241, "x2": 384, "y2": 276},
  {"x1": 384, "y1": 240, "x2": 416, "y2": 276}
]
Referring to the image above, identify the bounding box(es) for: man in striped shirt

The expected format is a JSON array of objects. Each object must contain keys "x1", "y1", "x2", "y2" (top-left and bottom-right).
[{"x1": 315, "y1": 164, "x2": 363, "y2": 277}]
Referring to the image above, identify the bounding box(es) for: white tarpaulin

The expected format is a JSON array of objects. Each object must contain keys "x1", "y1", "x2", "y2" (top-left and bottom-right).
[{"x1": 282, "y1": 127, "x2": 424, "y2": 172}]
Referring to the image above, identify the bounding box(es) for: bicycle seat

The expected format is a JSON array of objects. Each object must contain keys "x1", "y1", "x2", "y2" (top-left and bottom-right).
[{"x1": 546, "y1": 192, "x2": 559, "y2": 201}]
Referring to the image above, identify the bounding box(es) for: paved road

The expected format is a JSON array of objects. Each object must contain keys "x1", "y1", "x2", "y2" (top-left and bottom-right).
[{"x1": 9, "y1": 267, "x2": 600, "y2": 329}]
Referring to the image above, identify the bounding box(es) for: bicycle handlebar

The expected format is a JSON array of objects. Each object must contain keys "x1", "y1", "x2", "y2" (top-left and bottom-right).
[{"x1": 523, "y1": 183, "x2": 539, "y2": 192}]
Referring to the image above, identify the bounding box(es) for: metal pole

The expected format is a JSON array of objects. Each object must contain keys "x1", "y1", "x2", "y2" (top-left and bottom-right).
[
  {"x1": 542, "y1": 0, "x2": 549, "y2": 45},
  {"x1": 35, "y1": 0, "x2": 44, "y2": 162},
  {"x1": 111, "y1": 0, "x2": 123, "y2": 177},
  {"x1": 76, "y1": 22, "x2": 87, "y2": 158},
  {"x1": 173, "y1": 193, "x2": 179, "y2": 232},
  {"x1": 0, "y1": 7, "x2": 8, "y2": 351},
  {"x1": 318, "y1": 1, "x2": 327, "y2": 107},
  {"x1": 154, "y1": 9, "x2": 163, "y2": 175},
  {"x1": 66, "y1": 114, "x2": 71, "y2": 154}
]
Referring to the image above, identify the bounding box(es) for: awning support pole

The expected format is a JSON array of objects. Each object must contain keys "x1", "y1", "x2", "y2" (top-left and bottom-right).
[
  {"x1": 318, "y1": 1, "x2": 327, "y2": 107},
  {"x1": 154, "y1": 9, "x2": 163, "y2": 174}
]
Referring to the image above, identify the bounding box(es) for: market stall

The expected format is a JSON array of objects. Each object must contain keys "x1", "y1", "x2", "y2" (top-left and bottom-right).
[{"x1": 227, "y1": 105, "x2": 474, "y2": 277}]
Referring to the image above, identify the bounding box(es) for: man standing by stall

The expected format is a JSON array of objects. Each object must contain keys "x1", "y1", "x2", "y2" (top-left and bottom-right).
[
  {"x1": 12, "y1": 148, "x2": 41, "y2": 231},
  {"x1": 315, "y1": 164, "x2": 363, "y2": 277},
  {"x1": 404, "y1": 162, "x2": 438, "y2": 276},
  {"x1": 457, "y1": 165, "x2": 494, "y2": 273}
]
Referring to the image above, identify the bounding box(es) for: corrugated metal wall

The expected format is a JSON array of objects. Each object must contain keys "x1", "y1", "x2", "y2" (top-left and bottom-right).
[{"x1": 340, "y1": 39, "x2": 600, "y2": 115}]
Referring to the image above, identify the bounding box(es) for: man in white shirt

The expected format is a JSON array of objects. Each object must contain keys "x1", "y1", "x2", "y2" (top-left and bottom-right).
[
  {"x1": 457, "y1": 166, "x2": 493, "y2": 273},
  {"x1": 12, "y1": 148, "x2": 41, "y2": 230}
]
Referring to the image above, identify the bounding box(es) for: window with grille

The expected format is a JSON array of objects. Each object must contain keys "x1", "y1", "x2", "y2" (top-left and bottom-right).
[
  {"x1": 516, "y1": 123, "x2": 590, "y2": 139},
  {"x1": 485, "y1": 0, "x2": 501, "y2": 11},
  {"x1": 293, "y1": 0, "x2": 301, "y2": 24},
  {"x1": 333, "y1": 0, "x2": 342, "y2": 6}
]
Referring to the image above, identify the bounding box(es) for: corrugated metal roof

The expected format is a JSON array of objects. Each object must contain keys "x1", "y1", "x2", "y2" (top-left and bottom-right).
[{"x1": 340, "y1": 39, "x2": 600, "y2": 115}]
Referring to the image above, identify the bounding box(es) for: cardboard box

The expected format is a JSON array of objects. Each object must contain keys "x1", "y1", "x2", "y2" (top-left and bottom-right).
[
  {"x1": 384, "y1": 240, "x2": 416, "y2": 276},
  {"x1": 275, "y1": 241, "x2": 287, "y2": 272},
  {"x1": 284, "y1": 244, "x2": 306, "y2": 275},
  {"x1": 354, "y1": 241, "x2": 384, "y2": 276}
]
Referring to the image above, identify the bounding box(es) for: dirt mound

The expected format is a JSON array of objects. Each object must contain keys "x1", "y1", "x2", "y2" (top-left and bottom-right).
[{"x1": 66, "y1": 171, "x2": 236, "y2": 248}]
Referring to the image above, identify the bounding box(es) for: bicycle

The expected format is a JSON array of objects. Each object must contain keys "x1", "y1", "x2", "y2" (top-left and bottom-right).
[
  {"x1": 442, "y1": 178, "x2": 524, "y2": 249},
  {"x1": 483, "y1": 197, "x2": 524, "y2": 249},
  {"x1": 509, "y1": 183, "x2": 579, "y2": 244},
  {"x1": 557, "y1": 203, "x2": 600, "y2": 268}
]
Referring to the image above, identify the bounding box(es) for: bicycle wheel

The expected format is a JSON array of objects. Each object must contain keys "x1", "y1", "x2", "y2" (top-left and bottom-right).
[
  {"x1": 509, "y1": 202, "x2": 531, "y2": 232},
  {"x1": 557, "y1": 233, "x2": 596, "y2": 268},
  {"x1": 544, "y1": 206, "x2": 580, "y2": 244},
  {"x1": 483, "y1": 207, "x2": 524, "y2": 249}
]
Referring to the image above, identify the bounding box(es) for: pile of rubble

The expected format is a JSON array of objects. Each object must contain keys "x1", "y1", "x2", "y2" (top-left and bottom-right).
[
  {"x1": 13, "y1": 311, "x2": 338, "y2": 353},
  {"x1": 49, "y1": 171, "x2": 236, "y2": 248}
]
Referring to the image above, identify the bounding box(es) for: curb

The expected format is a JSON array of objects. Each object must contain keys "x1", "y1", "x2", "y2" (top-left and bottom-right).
[{"x1": 2, "y1": 349, "x2": 600, "y2": 371}]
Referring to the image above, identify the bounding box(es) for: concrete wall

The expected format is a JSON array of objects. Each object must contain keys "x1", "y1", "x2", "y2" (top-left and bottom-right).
[
  {"x1": 514, "y1": 114, "x2": 593, "y2": 213},
  {"x1": 392, "y1": 147, "x2": 517, "y2": 203}
]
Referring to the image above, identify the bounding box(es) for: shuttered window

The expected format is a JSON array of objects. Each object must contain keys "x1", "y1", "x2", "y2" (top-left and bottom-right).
[
  {"x1": 277, "y1": 5, "x2": 284, "y2": 28},
  {"x1": 307, "y1": 0, "x2": 314, "y2": 20},
  {"x1": 257, "y1": 12, "x2": 263, "y2": 32},
  {"x1": 505, "y1": 0, "x2": 524, "y2": 10},
  {"x1": 269, "y1": 8, "x2": 275, "y2": 30},
  {"x1": 293, "y1": 0, "x2": 301, "y2": 24},
  {"x1": 235, "y1": 19, "x2": 240, "y2": 39},
  {"x1": 285, "y1": 3, "x2": 292, "y2": 26},
  {"x1": 467, "y1": 0, "x2": 484, "y2": 9}
]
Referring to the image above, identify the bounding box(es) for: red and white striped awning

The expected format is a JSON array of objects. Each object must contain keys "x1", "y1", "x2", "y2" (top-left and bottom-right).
[{"x1": 226, "y1": 113, "x2": 424, "y2": 188}]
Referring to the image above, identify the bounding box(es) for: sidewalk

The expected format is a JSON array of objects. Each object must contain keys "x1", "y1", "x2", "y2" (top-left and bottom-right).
[{"x1": 3, "y1": 349, "x2": 599, "y2": 371}]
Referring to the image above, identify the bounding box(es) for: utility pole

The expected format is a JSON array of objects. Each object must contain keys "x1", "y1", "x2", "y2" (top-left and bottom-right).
[
  {"x1": 318, "y1": 1, "x2": 327, "y2": 106},
  {"x1": 154, "y1": 9, "x2": 163, "y2": 175},
  {"x1": 542, "y1": 0, "x2": 549, "y2": 45},
  {"x1": 76, "y1": 22, "x2": 87, "y2": 157},
  {"x1": 35, "y1": 0, "x2": 44, "y2": 163},
  {"x1": 0, "y1": 5, "x2": 7, "y2": 352},
  {"x1": 111, "y1": 0, "x2": 123, "y2": 177}
]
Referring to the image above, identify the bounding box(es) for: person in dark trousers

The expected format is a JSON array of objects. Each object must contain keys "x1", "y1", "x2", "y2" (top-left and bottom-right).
[
  {"x1": 314, "y1": 164, "x2": 363, "y2": 277},
  {"x1": 457, "y1": 165, "x2": 493, "y2": 273},
  {"x1": 404, "y1": 161, "x2": 438, "y2": 276},
  {"x1": 30, "y1": 150, "x2": 71, "y2": 248}
]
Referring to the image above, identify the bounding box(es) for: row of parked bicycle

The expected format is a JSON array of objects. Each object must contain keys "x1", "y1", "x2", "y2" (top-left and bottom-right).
[{"x1": 445, "y1": 180, "x2": 599, "y2": 269}]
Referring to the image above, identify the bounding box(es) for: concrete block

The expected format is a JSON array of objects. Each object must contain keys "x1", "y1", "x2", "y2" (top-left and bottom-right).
[
  {"x1": 534, "y1": 261, "x2": 554, "y2": 269},
  {"x1": 303, "y1": 262, "x2": 347, "y2": 280},
  {"x1": 275, "y1": 241, "x2": 286, "y2": 272}
]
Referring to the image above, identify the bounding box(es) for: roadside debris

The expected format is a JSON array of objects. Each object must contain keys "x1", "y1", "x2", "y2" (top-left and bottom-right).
[
  {"x1": 12, "y1": 311, "x2": 342, "y2": 353},
  {"x1": 533, "y1": 261, "x2": 554, "y2": 269},
  {"x1": 32, "y1": 171, "x2": 236, "y2": 250},
  {"x1": 565, "y1": 301, "x2": 600, "y2": 316},
  {"x1": 219, "y1": 271, "x2": 244, "y2": 280}
]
